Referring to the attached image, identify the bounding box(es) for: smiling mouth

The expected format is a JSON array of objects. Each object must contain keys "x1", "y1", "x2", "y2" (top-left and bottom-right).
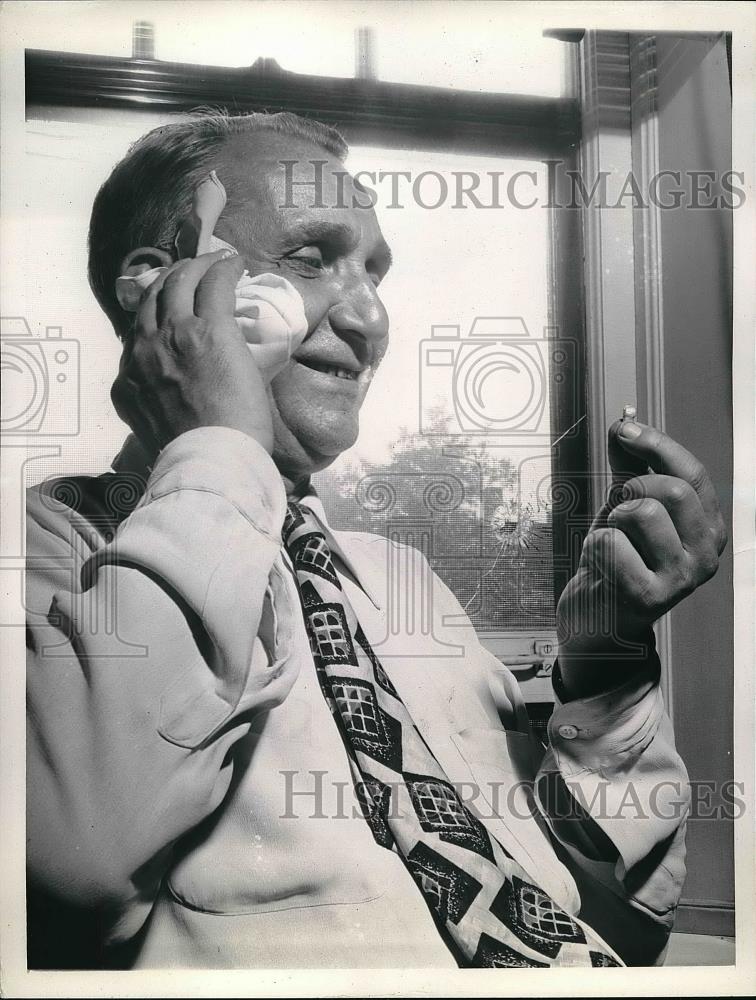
[{"x1": 296, "y1": 358, "x2": 362, "y2": 381}]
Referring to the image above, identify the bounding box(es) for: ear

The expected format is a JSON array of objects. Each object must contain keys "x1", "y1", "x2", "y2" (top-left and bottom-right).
[
  {"x1": 118, "y1": 246, "x2": 174, "y2": 277},
  {"x1": 115, "y1": 247, "x2": 175, "y2": 314}
]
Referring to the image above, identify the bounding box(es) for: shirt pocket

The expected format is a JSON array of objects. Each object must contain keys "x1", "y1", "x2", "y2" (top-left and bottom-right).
[
  {"x1": 451, "y1": 725, "x2": 580, "y2": 915},
  {"x1": 164, "y1": 714, "x2": 395, "y2": 916}
]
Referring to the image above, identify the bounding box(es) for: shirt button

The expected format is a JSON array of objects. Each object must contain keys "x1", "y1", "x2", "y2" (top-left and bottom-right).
[{"x1": 558, "y1": 724, "x2": 578, "y2": 740}]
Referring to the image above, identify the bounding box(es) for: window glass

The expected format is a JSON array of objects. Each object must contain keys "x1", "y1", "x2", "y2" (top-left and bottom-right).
[
  {"x1": 18, "y1": 125, "x2": 560, "y2": 634},
  {"x1": 314, "y1": 147, "x2": 557, "y2": 631}
]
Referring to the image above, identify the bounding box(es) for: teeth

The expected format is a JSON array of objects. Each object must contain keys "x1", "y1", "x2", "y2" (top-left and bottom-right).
[{"x1": 305, "y1": 361, "x2": 358, "y2": 380}]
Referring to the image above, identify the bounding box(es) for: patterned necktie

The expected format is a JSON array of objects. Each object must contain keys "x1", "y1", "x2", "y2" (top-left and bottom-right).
[{"x1": 283, "y1": 500, "x2": 623, "y2": 968}]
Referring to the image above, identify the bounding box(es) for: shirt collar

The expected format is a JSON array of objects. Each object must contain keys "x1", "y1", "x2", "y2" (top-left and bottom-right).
[{"x1": 110, "y1": 435, "x2": 384, "y2": 611}]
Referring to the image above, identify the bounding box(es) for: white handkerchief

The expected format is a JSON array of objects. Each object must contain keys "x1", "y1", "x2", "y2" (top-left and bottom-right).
[{"x1": 114, "y1": 172, "x2": 308, "y2": 382}]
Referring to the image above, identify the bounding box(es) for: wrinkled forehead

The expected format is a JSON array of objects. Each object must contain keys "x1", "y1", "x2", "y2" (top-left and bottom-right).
[{"x1": 217, "y1": 133, "x2": 384, "y2": 245}]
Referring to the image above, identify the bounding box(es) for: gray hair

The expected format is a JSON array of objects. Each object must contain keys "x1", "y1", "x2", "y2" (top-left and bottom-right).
[{"x1": 87, "y1": 109, "x2": 348, "y2": 335}]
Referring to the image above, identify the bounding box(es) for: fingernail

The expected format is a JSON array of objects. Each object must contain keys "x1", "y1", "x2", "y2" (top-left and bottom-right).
[{"x1": 619, "y1": 421, "x2": 642, "y2": 439}]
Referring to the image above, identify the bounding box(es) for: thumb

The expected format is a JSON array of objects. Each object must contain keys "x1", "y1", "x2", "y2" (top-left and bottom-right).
[
  {"x1": 593, "y1": 418, "x2": 650, "y2": 527},
  {"x1": 607, "y1": 418, "x2": 650, "y2": 484},
  {"x1": 194, "y1": 253, "x2": 244, "y2": 320}
]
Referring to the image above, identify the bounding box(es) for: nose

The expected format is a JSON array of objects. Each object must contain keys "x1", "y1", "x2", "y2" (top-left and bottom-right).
[{"x1": 327, "y1": 276, "x2": 388, "y2": 360}]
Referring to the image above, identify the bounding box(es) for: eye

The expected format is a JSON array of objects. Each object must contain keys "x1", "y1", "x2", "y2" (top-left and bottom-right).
[{"x1": 286, "y1": 246, "x2": 325, "y2": 272}]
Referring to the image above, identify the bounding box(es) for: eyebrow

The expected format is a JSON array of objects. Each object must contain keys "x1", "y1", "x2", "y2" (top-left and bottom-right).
[{"x1": 280, "y1": 219, "x2": 393, "y2": 273}]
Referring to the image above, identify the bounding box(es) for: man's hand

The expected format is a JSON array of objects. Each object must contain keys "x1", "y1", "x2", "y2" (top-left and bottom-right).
[
  {"x1": 111, "y1": 250, "x2": 274, "y2": 456},
  {"x1": 556, "y1": 419, "x2": 727, "y2": 699}
]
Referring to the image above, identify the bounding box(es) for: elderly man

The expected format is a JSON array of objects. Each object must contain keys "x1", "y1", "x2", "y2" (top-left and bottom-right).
[{"x1": 25, "y1": 111, "x2": 725, "y2": 970}]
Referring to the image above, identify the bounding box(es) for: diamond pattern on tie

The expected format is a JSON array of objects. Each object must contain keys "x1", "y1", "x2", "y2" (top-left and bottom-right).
[
  {"x1": 283, "y1": 502, "x2": 306, "y2": 543},
  {"x1": 282, "y1": 501, "x2": 624, "y2": 969},
  {"x1": 489, "y1": 876, "x2": 586, "y2": 959},
  {"x1": 298, "y1": 580, "x2": 322, "y2": 608},
  {"x1": 590, "y1": 951, "x2": 622, "y2": 967},
  {"x1": 289, "y1": 531, "x2": 340, "y2": 587},
  {"x1": 331, "y1": 679, "x2": 385, "y2": 740},
  {"x1": 406, "y1": 774, "x2": 495, "y2": 863},
  {"x1": 305, "y1": 603, "x2": 357, "y2": 667},
  {"x1": 329, "y1": 678, "x2": 404, "y2": 770},
  {"x1": 406, "y1": 843, "x2": 483, "y2": 925},
  {"x1": 355, "y1": 625, "x2": 399, "y2": 698},
  {"x1": 355, "y1": 774, "x2": 395, "y2": 849},
  {"x1": 518, "y1": 883, "x2": 583, "y2": 939},
  {"x1": 473, "y1": 934, "x2": 549, "y2": 969}
]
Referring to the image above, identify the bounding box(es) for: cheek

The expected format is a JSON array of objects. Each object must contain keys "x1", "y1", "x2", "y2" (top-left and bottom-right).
[{"x1": 288, "y1": 281, "x2": 333, "y2": 333}]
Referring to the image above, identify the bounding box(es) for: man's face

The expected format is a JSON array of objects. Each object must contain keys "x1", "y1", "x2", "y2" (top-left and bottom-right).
[{"x1": 216, "y1": 135, "x2": 392, "y2": 482}]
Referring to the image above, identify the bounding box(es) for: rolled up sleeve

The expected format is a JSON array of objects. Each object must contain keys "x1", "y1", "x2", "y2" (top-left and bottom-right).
[{"x1": 26, "y1": 428, "x2": 298, "y2": 941}]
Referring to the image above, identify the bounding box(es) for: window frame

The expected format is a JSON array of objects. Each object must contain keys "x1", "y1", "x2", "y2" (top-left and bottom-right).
[
  {"x1": 25, "y1": 47, "x2": 578, "y2": 158},
  {"x1": 570, "y1": 29, "x2": 734, "y2": 937},
  {"x1": 25, "y1": 44, "x2": 588, "y2": 696}
]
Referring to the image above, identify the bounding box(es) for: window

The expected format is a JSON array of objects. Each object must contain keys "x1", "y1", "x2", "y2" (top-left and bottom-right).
[
  {"x1": 22, "y1": 26, "x2": 582, "y2": 694},
  {"x1": 314, "y1": 147, "x2": 558, "y2": 638}
]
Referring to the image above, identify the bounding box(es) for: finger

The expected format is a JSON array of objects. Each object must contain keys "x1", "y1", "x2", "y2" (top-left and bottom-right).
[
  {"x1": 582, "y1": 527, "x2": 661, "y2": 617},
  {"x1": 157, "y1": 250, "x2": 237, "y2": 325},
  {"x1": 613, "y1": 421, "x2": 725, "y2": 550},
  {"x1": 194, "y1": 253, "x2": 245, "y2": 320},
  {"x1": 607, "y1": 496, "x2": 685, "y2": 573},
  {"x1": 594, "y1": 419, "x2": 653, "y2": 521},
  {"x1": 607, "y1": 419, "x2": 651, "y2": 483},
  {"x1": 135, "y1": 261, "x2": 180, "y2": 335},
  {"x1": 621, "y1": 474, "x2": 715, "y2": 556}
]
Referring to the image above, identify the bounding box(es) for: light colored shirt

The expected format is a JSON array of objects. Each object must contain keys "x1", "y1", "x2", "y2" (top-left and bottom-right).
[{"x1": 25, "y1": 427, "x2": 689, "y2": 968}]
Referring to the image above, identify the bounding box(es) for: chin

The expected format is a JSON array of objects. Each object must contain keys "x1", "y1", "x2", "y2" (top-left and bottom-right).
[
  {"x1": 271, "y1": 409, "x2": 359, "y2": 481},
  {"x1": 267, "y1": 367, "x2": 368, "y2": 481}
]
